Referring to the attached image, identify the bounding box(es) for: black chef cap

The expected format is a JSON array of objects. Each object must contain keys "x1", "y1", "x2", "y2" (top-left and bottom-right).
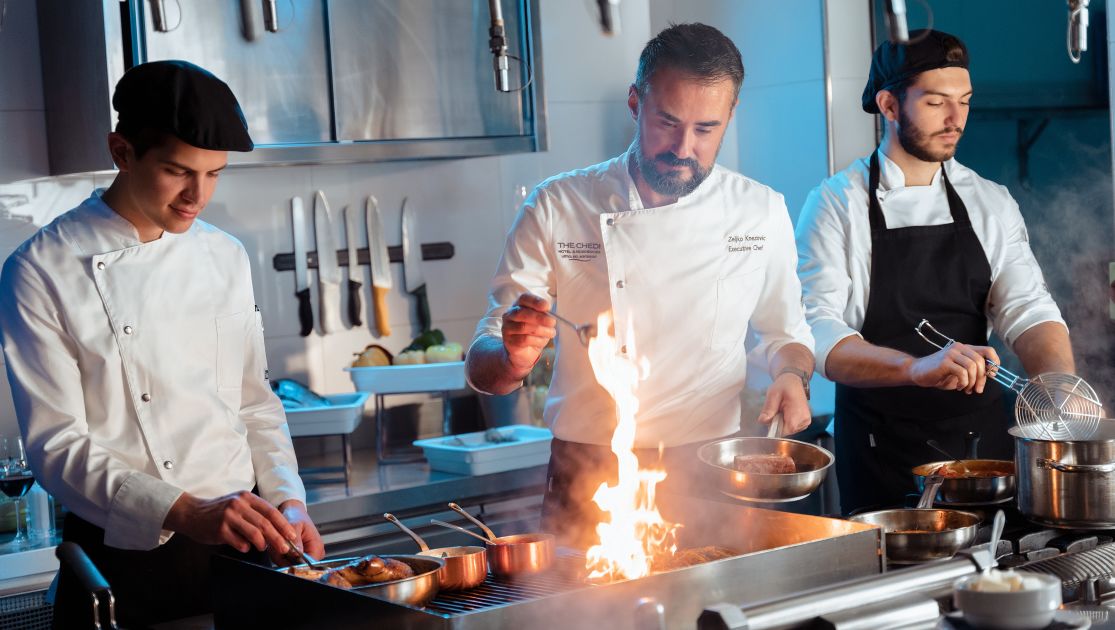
[
  {"x1": 112, "y1": 60, "x2": 253, "y2": 152},
  {"x1": 861, "y1": 30, "x2": 969, "y2": 114}
]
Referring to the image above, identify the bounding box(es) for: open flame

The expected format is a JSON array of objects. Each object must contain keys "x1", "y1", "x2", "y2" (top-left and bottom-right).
[{"x1": 584, "y1": 312, "x2": 678, "y2": 581}]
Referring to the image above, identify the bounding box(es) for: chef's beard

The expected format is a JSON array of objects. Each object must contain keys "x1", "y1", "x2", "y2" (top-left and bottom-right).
[
  {"x1": 631, "y1": 131, "x2": 715, "y2": 198},
  {"x1": 897, "y1": 107, "x2": 964, "y2": 163}
]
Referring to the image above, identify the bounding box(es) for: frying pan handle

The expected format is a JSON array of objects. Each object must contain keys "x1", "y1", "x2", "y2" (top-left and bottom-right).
[
  {"x1": 766, "y1": 412, "x2": 783, "y2": 439},
  {"x1": 1038, "y1": 458, "x2": 1115, "y2": 474},
  {"x1": 916, "y1": 474, "x2": 943, "y2": 508},
  {"x1": 965, "y1": 432, "x2": 981, "y2": 459}
]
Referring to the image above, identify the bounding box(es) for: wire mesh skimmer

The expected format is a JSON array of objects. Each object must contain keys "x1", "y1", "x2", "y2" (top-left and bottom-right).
[{"x1": 915, "y1": 319, "x2": 1104, "y2": 440}]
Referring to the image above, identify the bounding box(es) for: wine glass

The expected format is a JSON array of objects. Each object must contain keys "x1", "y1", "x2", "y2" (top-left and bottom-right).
[{"x1": 0, "y1": 435, "x2": 33, "y2": 551}]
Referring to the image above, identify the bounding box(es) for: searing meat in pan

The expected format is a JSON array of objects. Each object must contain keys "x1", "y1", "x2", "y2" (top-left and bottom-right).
[
  {"x1": 733, "y1": 453, "x2": 796, "y2": 474},
  {"x1": 286, "y1": 554, "x2": 416, "y2": 589}
]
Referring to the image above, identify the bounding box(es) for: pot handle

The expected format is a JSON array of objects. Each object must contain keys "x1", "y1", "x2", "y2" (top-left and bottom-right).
[{"x1": 1038, "y1": 458, "x2": 1115, "y2": 473}]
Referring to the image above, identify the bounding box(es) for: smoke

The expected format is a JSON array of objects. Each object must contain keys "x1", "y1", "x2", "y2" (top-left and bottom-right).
[
  {"x1": 1008, "y1": 135, "x2": 1115, "y2": 412},
  {"x1": 954, "y1": 109, "x2": 1115, "y2": 413}
]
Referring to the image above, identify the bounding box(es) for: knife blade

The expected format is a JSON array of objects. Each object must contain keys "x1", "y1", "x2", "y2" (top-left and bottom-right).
[
  {"x1": 366, "y1": 196, "x2": 392, "y2": 337},
  {"x1": 290, "y1": 197, "x2": 313, "y2": 337},
  {"x1": 343, "y1": 205, "x2": 363, "y2": 327},
  {"x1": 400, "y1": 197, "x2": 430, "y2": 333},
  {"x1": 313, "y1": 190, "x2": 344, "y2": 335}
]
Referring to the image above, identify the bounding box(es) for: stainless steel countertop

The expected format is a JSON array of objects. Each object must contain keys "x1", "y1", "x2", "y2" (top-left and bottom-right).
[{"x1": 302, "y1": 446, "x2": 547, "y2": 533}]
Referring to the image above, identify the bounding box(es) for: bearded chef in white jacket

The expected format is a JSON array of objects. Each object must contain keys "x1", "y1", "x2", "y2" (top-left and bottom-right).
[
  {"x1": 0, "y1": 61, "x2": 323, "y2": 627},
  {"x1": 467, "y1": 24, "x2": 815, "y2": 547}
]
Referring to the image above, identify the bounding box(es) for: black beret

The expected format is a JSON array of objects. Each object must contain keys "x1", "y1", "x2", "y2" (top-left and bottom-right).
[
  {"x1": 112, "y1": 60, "x2": 253, "y2": 151},
  {"x1": 861, "y1": 30, "x2": 969, "y2": 114}
]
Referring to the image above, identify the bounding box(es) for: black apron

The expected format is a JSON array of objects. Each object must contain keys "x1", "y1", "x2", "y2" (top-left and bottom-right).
[{"x1": 834, "y1": 150, "x2": 1013, "y2": 514}]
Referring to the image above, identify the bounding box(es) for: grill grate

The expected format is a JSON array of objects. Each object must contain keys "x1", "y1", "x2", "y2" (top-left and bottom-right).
[
  {"x1": 426, "y1": 554, "x2": 593, "y2": 615},
  {"x1": 1022, "y1": 543, "x2": 1115, "y2": 587}
]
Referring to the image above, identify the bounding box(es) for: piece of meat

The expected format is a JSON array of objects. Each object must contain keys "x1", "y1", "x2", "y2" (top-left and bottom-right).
[
  {"x1": 653, "y1": 546, "x2": 739, "y2": 572},
  {"x1": 733, "y1": 453, "x2": 795, "y2": 474},
  {"x1": 322, "y1": 570, "x2": 354, "y2": 589},
  {"x1": 287, "y1": 566, "x2": 326, "y2": 581},
  {"x1": 351, "y1": 556, "x2": 388, "y2": 579},
  {"x1": 371, "y1": 558, "x2": 415, "y2": 582},
  {"x1": 319, "y1": 554, "x2": 390, "y2": 588}
]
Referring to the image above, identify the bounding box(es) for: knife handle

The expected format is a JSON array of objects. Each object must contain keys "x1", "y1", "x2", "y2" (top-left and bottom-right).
[
  {"x1": 320, "y1": 282, "x2": 343, "y2": 335},
  {"x1": 373, "y1": 286, "x2": 391, "y2": 337},
  {"x1": 347, "y1": 279, "x2": 364, "y2": 327},
  {"x1": 296, "y1": 288, "x2": 313, "y2": 337},
  {"x1": 413, "y1": 284, "x2": 431, "y2": 333}
]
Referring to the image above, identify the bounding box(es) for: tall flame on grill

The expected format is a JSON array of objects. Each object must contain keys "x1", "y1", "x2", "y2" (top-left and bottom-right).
[{"x1": 584, "y1": 312, "x2": 678, "y2": 581}]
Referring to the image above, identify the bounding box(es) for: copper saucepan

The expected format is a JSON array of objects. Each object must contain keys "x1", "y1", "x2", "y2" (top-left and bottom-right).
[
  {"x1": 384, "y1": 513, "x2": 487, "y2": 591},
  {"x1": 432, "y1": 502, "x2": 555, "y2": 577}
]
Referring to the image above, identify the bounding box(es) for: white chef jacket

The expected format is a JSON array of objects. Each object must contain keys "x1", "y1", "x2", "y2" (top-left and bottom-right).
[
  {"x1": 0, "y1": 190, "x2": 305, "y2": 551},
  {"x1": 796, "y1": 149, "x2": 1066, "y2": 378},
  {"x1": 471, "y1": 150, "x2": 814, "y2": 447}
]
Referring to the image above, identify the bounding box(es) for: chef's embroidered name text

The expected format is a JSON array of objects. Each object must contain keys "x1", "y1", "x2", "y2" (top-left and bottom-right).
[{"x1": 727, "y1": 234, "x2": 765, "y2": 253}]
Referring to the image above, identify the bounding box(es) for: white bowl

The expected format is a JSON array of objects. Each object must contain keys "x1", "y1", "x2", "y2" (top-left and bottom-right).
[{"x1": 953, "y1": 571, "x2": 1062, "y2": 630}]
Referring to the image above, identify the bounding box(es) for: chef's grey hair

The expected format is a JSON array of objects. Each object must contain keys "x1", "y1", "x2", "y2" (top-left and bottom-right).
[{"x1": 634, "y1": 23, "x2": 744, "y2": 101}]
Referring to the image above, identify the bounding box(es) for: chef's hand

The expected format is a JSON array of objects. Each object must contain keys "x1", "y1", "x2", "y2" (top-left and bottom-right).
[
  {"x1": 164, "y1": 490, "x2": 298, "y2": 556},
  {"x1": 759, "y1": 373, "x2": 812, "y2": 435},
  {"x1": 908, "y1": 342, "x2": 999, "y2": 395},
  {"x1": 274, "y1": 499, "x2": 325, "y2": 565},
  {"x1": 501, "y1": 292, "x2": 556, "y2": 376}
]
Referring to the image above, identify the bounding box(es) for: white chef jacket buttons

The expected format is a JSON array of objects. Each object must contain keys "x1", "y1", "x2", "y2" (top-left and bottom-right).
[
  {"x1": 123, "y1": 325, "x2": 134, "y2": 335},
  {"x1": 606, "y1": 218, "x2": 615, "y2": 226},
  {"x1": 163, "y1": 460, "x2": 173, "y2": 470},
  {"x1": 141, "y1": 393, "x2": 151, "y2": 402},
  {"x1": 96, "y1": 261, "x2": 106, "y2": 270},
  {"x1": 616, "y1": 280, "x2": 625, "y2": 288}
]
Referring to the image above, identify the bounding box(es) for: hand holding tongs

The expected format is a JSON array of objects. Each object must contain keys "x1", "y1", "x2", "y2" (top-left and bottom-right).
[
  {"x1": 914, "y1": 319, "x2": 1021, "y2": 392},
  {"x1": 550, "y1": 311, "x2": 596, "y2": 347}
]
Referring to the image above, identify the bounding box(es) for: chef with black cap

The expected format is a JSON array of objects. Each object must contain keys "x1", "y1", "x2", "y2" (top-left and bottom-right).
[
  {"x1": 0, "y1": 60, "x2": 323, "y2": 626},
  {"x1": 795, "y1": 31, "x2": 1074, "y2": 513}
]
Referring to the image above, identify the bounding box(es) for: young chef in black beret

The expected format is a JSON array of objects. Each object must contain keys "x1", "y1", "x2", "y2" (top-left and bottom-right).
[
  {"x1": 795, "y1": 31, "x2": 1075, "y2": 513},
  {"x1": 0, "y1": 60, "x2": 323, "y2": 626}
]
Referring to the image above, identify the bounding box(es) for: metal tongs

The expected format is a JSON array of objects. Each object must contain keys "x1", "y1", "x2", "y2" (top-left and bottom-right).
[
  {"x1": 915, "y1": 319, "x2": 1016, "y2": 391},
  {"x1": 914, "y1": 318, "x2": 1104, "y2": 440},
  {"x1": 285, "y1": 538, "x2": 320, "y2": 569},
  {"x1": 550, "y1": 311, "x2": 596, "y2": 347}
]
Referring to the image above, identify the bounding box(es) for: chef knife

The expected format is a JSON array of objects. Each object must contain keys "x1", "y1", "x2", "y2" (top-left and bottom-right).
[
  {"x1": 314, "y1": 190, "x2": 344, "y2": 335},
  {"x1": 343, "y1": 205, "x2": 364, "y2": 327},
  {"x1": 290, "y1": 197, "x2": 313, "y2": 337},
  {"x1": 400, "y1": 197, "x2": 431, "y2": 333},
  {"x1": 366, "y1": 195, "x2": 392, "y2": 337}
]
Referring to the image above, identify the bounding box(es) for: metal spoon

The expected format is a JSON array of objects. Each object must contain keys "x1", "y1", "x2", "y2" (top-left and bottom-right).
[
  {"x1": 985, "y1": 510, "x2": 1005, "y2": 574},
  {"x1": 285, "y1": 538, "x2": 320, "y2": 570},
  {"x1": 430, "y1": 519, "x2": 498, "y2": 544},
  {"x1": 926, "y1": 439, "x2": 970, "y2": 474},
  {"x1": 447, "y1": 503, "x2": 497, "y2": 540},
  {"x1": 549, "y1": 311, "x2": 596, "y2": 347}
]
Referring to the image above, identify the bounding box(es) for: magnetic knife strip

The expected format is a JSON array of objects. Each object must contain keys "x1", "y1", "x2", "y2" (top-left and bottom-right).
[{"x1": 272, "y1": 242, "x2": 455, "y2": 271}]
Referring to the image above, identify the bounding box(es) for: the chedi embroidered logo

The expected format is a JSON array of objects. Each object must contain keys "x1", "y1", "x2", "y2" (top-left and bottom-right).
[
  {"x1": 557, "y1": 240, "x2": 602, "y2": 262},
  {"x1": 727, "y1": 233, "x2": 766, "y2": 253}
]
